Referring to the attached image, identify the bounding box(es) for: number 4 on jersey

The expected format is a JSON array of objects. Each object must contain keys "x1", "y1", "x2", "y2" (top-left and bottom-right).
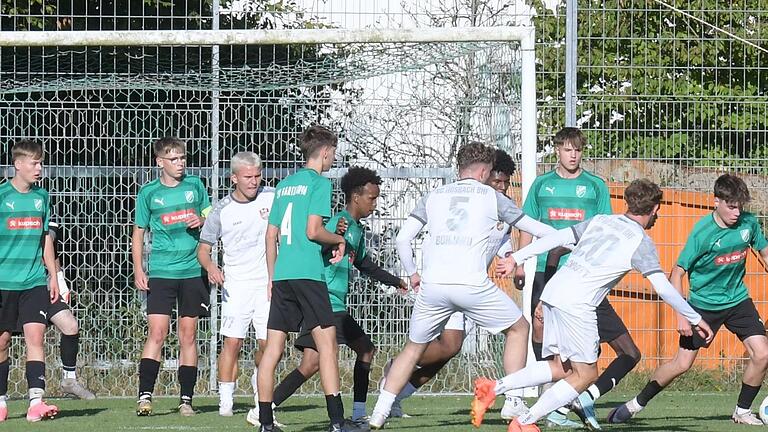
[{"x1": 281, "y1": 202, "x2": 293, "y2": 245}]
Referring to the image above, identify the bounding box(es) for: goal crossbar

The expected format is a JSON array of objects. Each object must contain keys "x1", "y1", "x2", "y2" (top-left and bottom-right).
[{"x1": 0, "y1": 27, "x2": 534, "y2": 47}]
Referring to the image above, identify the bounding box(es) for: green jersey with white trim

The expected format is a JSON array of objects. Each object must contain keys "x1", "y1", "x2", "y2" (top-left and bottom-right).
[
  {"x1": 522, "y1": 170, "x2": 612, "y2": 272},
  {"x1": 268, "y1": 168, "x2": 332, "y2": 282},
  {"x1": 0, "y1": 182, "x2": 50, "y2": 290},
  {"x1": 677, "y1": 212, "x2": 768, "y2": 311},
  {"x1": 134, "y1": 175, "x2": 211, "y2": 279}
]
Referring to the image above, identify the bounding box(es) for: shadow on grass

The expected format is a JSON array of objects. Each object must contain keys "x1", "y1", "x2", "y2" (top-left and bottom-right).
[{"x1": 55, "y1": 407, "x2": 109, "y2": 418}]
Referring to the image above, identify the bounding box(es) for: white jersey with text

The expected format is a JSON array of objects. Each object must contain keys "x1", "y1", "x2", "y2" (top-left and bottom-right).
[
  {"x1": 199, "y1": 187, "x2": 275, "y2": 282},
  {"x1": 540, "y1": 214, "x2": 662, "y2": 311},
  {"x1": 410, "y1": 178, "x2": 524, "y2": 286}
]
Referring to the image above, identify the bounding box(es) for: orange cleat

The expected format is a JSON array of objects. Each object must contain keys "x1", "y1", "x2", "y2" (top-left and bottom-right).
[
  {"x1": 26, "y1": 401, "x2": 58, "y2": 422},
  {"x1": 507, "y1": 418, "x2": 541, "y2": 432},
  {"x1": 470, "y1": 377, "x2": 497, "y2": 428}
]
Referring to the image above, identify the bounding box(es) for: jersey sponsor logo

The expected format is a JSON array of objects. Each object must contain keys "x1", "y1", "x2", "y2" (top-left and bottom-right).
[
  {"x1": 160, "y1": 209, "x2": 197, "y2": 225},
  {"x1": 544, "y1": 186, "x2": 556, "y2": 195},
  {"x1": 714, "y1": 249, "x2": 747, "y2": 266},
  {"x1": 34, "y1": 199, "x2": 43, "y2": 211},
  {"x1": 185, "y1": 191, "x2": 194, "y2": 203},
  {"x1": 6, "y1": 216, "x2": 42, "y2": 230},
  {"x1": 741, "y1": 229, "x2": 750, "y2": 243},
  {"x1": 4, "y1": 201, "x2": 14, "y2": 211},
  {"x1": 153, "y1": 197, "x2": 165, "y2": 206},
  {"x1": 576, "y1": 185, "x2": 587, "y2": 198},
  {"x1": 548, "y1": 208, "x2": 585, "y2": 221},
  {"x1": 259, "y1": 207, "x2": 270, "y2": 220}
]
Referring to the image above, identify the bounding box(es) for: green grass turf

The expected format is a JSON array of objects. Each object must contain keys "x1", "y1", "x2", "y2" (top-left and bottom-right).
[{"x1": 0, "y1": 391, "x2": 761, "y2": 431}]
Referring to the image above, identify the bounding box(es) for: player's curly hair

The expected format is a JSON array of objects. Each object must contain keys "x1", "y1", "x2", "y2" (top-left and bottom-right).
[
  {"x1": 153, "y1": 137, "x2": 186, "y2": 156},
  {"x1": 457, "y1": 141, "x2": 495, "y2": 171},
  {"x1": 553, "y1": 127, "x2": 586, "y2": 150},
  {"x1": 492, "y1": 149, "x2": 516, "y2": 176},
  {"x1": 624, "y1": 179, "x2": 663, "y2": 215},
  {"x1": 714, "y1": 173, "x2": 750, "y2": 204},
  {"x1": 12, "y1": 139, "x2": 43, "y2": 162},
  {"x1": 298, "y1": 125, "x2": 338, "y2": 158},
  {"x1": 340, "y1": 166, "x2": 382, "y2": 201}
]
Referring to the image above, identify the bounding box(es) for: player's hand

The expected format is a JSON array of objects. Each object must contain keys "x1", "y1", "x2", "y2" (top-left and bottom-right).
[
  {"x1": 396, "y1": 279, "x2": 408, "y2": 296},
  {"x1": 207, "y1": 265, "x2": 225, "y2": 285},
  {"x1": 495, "y1": 256, "x2": 517, "y2": 278},
  {"x1": 513, "y1": 265, "x2": 526, "y2": 290},
  {"x1": 186, "y1": 213, "x2": 203, "y2": 229},
  {"x1": 676, "y1": 314, "x2": 693, "y2": 336},
  {"x1": 48, "y1": 275, "x2": 60, "y2": 304},
  {"x1": 534, "y1": 301, "x2": 544, "y2": 324},
  {"x1": 693, "y1": 319, "x2": 714, "y2": 344},
  {"x1": 135, "y1": 268, "x2": 149, "y2": 291},
  {"x1": 335, "y1": 217, "x2": 349, "y2": 235},
  {"x1": 329, "y1": 240, "x2": 346, "y2": 264},
  {"x1": 409, "y1": 273, "x2": 421, "y2": 293}
]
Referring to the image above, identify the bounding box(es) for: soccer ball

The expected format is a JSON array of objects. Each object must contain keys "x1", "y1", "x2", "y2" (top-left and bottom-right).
[{"x1": 759, "y1": 395, "x2": 768, "y2": 424}]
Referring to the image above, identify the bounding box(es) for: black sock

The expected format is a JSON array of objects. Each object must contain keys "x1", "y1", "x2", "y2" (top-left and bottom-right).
[
  {"x1": 60, "y1": 333, "x2": 79, "y2": 374},
  {"x1": 532, "y1": 341, "x2": 545, "y2": 361},
  {"x1": 25, "y1": 360, "x2": 46, "y2": 391},
  {"x1": 259, "y1": 401, "x2": 274, "y2": 426},
  {"x1": 594, "y1": 354, "x2": 640, "y2": 395},
  {"x1": 353, "y1": 360, "x2": 371, "y2": 403},
  {"x1": 274, "y1": 369, "x2": 309, "y2": 407},
  {"x1": 178, "y1": 365, "x2": 197, "y2": 405},
  {"x1": 636, "y1": 380, "x2": 664, "y2": 407},
  {"x1": 0, "y1": 359, "x2": 8, "y2": 396},
  {"x1": 737, "y1": 382, "x2": 761, "y2": 410},
  {"x1": 138, "y1": 358, "x2": 161, "y2": 399},
  {"x1": 325, "y1": 393, "x2": 344, "y2": 425}
]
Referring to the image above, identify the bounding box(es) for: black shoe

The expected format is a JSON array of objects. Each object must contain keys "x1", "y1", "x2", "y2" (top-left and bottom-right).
[{"x1": 260, "y1": 425, "x2": 283, "y2": 432}]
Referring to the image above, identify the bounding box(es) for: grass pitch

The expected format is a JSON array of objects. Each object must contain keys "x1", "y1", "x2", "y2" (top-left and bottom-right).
[{"x1": 0, "y1": 391, "x2": 757, "y2": 431}]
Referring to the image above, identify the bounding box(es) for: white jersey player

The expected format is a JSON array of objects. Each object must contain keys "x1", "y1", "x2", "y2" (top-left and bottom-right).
[
  {"x1": 369, "y1": 142, "x2": 555, "y2": 429},
  {"x1": 471, "y1": 179, "x2": 714, "y2": 432},
  {"x1": 197, "y1": 152, "x2": 275, "y2": 417}
]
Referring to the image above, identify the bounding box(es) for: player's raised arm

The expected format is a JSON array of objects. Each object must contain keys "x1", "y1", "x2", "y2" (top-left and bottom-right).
[{"x1": 354, "y1": 255, "x2": 407, "y2": 293}]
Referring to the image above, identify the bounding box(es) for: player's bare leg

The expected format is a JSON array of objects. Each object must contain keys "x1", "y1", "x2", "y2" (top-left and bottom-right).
[
  {"x1": 50, "y1": 310, "x2": 95, "y2": 400},
  {"x1": 218, "y1": 336, "x2": 243, "y2": 416}
]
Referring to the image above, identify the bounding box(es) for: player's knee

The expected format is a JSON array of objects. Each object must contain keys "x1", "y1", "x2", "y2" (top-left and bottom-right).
[
  {"x1": 147, "y1": 326, "x2": 169, "y2": 344},
  {"x1": 750, "y1": 346, "x2": 768, "y2": 368},
  {"x1": 298, "y1": 358, "x2": 320, "y2": 376},
  {"x1": 54, "y1": 314, "x2": 79, "y2": 335}
]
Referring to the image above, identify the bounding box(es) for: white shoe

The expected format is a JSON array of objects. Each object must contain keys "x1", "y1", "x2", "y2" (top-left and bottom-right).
[
  {"x1": 219, "y1": 400, "x2": 233, "y2": 417},
  {"x1": 732, "y1": 408, "x2": 763, "y2": 425},
  {"x1": 246, "y1": 407, "x2": 285, "y2": 428},
  {"x1": 369, "y1": 411, "x2": 388, "y2": 430},
  {"x1": 500, "y1": 396, "x2": 529, "y2": 420}
]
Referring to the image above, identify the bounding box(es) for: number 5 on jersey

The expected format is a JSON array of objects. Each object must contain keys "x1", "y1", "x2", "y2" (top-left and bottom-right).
[{"x1": 280, "y1": 202, "x2": 293, "y2": 245}]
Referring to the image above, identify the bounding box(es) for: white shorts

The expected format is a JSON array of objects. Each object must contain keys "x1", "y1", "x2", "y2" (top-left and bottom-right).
[
  {"x1": 220, "y1": 279, "x2": 269, "y2": 340},
  {"x1": 541, "y1": 302, "x2": 599, "y2": 363},
  {"x1": 408, "y1": 279, "x2": 522, "y2": 344},
  {"x1": 442, "y1": 312, "x2": 476, "y2": 334}
]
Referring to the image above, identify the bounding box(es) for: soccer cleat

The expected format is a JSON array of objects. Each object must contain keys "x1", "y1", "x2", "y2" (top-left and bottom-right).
[
  {"x1": 219, "y1": 400, "x2": 234, "y2": 417},
  {"x1": 0, "y1": 406, "x2": 7, "y2": 422},
  {"x1": 500, "y1": 395, "x2": 529, "y2": 420},
  {"x1": 732, "y1": 408, "x2": 764, "y2": 425},
  {"x1": 259, "y1": 424, "x2": 284, "y2": 432},
  {"x1": 606, "y1": 401, "x2": 638, "y2": 424},
  {"x1": 26, "y1": 401, "x2": 58, "y2": 422},
  {"x1": 544, "y1": 411, "x2": 581, "y2": 428},
  {"x1": 507, "y1": 418, "x2": 541, "y2": 432},
  {"x1": 136, "y1": 398, "x2": 153, "y2": 416},
  {"x1": 178, "y1": 402, "x2": 196, "y2": 416},
  {"x1": 571, "y1": 392, "x2": 601, "y2": 430},
  {"x1": 346, "y1": 417, "x2": 372, "y2": 431},
  {"x1": 471, "y1": 377, "x2": 497, "y2": 427},
  {"x1": 246, "y1": 407, "x2": 286, "y2": 428},
  {"x1": 60, "y1": 378, "x2": 96, "y2": 400},
  {"x1": 369, "y1": 411, "x2": 388, "y2": 429}
]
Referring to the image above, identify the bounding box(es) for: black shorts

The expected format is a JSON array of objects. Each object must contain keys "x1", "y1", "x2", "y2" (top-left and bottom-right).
[
  {"x1": 533, "y1": 271, "x2": 629, "y2": 343},
  {"x1": 294, "y1": 311, "x2": 371, "y2": 351},
  {"x1": 680, "y1": 297, "x2": 766, "y2": 350},
  {"x1": 147, "y1": 276, "x2": 211, "y2": 317},
  {"x1": 268, "y1": 279, "x2": 334, "y2": 333},
  {"x1": 0, "y1": 286, "x2": 50, "y2": 331}
]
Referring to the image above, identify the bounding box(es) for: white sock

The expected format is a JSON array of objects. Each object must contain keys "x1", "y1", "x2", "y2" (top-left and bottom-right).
[
  {"x1": 372, "y1": 390, "x2": 397, "y2": 418},
  {"x1": 629, "y1": 397, "x2": 644, "y2": 412},
  {"x1": 62, "y1": 369, "x2": 77, "y2": 380},
  {"x1": 519, "y1": 380, "x2": 579, "y2": 425},
  {"x1": 735, "y1": 406, "x2": 751, "y2": 415},
  {"x1": 219, "y1": 381, "x2": 235, "y2": 405},
  {"x1": 494, "y1": 361, "x2": 553, "y2": 395},
  {"x1": 586, "y1": 384, "x2": 601, "y2": 401},
  {"x1": 29, "y1": 388, "x2": 44, "y2": 406},
  {"x1": 0, "y1": 395, "x2": 7, "y2": 408},
  {"x1": 352, "y1": 401, "x2": 367, "y2": 420},
  {"x1": 396, "y1": 382, "x2": 418, "y2": 401},
  {"x1": 505, "y1": 388, "x2": 524, "y2": 399}
]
